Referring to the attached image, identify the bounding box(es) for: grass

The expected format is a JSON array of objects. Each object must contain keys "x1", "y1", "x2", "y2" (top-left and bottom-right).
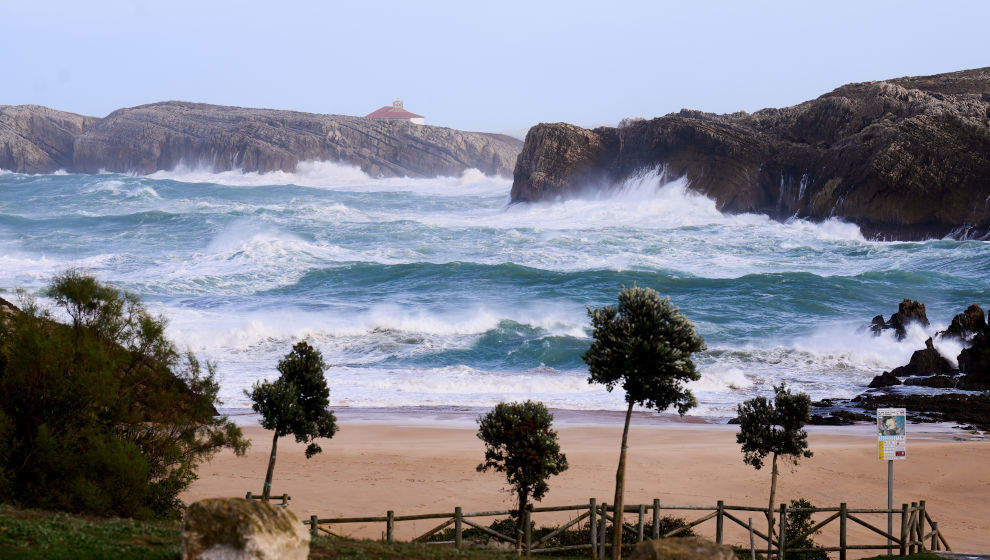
[
  {"x1": 0, "y1": 505, "x2": 180, "y2": 560},
  {"x1": 0, "y1": 505, "x2": 586, "y2": 560}
]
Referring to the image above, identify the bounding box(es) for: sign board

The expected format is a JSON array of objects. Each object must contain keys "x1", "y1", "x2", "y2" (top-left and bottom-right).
[{"x1": 877, "y1": 408, "x2": 906, "y2": 460}]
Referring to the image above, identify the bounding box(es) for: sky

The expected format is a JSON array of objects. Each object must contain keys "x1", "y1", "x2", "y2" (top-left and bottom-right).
[{"x1": 2, "y1": 0, "x2": 988, "y2": 134}]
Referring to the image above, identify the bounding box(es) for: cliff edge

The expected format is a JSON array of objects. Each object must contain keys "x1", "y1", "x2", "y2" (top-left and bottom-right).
[
  {"x1": 511, "y1": 67, "x2": 990, "y2": 240},
  {"x1": 1, "y1": 102, "x2": 522, "y2": 178}
]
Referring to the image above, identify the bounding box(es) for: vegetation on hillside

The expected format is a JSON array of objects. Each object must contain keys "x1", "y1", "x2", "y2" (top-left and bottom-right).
[{"x1": 0, "y1": 272, "x2": 247, "y2": 519}]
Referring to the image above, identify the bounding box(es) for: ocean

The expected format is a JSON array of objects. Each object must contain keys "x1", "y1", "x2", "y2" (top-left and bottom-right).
[{"x1": 1, "y1": 163, "x2": 987, "y2": 420}]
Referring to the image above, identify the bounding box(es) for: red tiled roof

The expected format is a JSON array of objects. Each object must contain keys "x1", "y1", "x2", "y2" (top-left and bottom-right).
[{"x1": 365, "y1": 106, "x2": 424, "y2": 119}]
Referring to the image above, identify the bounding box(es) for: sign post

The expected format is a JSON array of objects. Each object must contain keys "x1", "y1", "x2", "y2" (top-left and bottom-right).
[{"x1": 877, "y1": 408, "x2": 906, "y2": 555}]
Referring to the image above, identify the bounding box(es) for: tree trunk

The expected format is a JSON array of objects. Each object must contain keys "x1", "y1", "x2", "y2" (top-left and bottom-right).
[
  {"x1": 516, "y1": 487, "x2": 530, "y2": 550},
  {"x1": 611, "y1": 401, "x2": 635, "y2": 560},
  {"x1": 766, "y1": 452, "x2": 779, "y2": 540},
  {"x1": 262, "y1": 431, "x2": 279, "y2": 500}
]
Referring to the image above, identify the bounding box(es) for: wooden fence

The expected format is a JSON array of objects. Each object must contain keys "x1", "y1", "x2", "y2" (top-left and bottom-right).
[{"x1": 302, "y1": 499, "x2": 950, "y2": 558}]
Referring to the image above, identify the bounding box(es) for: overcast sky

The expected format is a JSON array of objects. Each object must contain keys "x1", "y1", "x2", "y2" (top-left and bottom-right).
[{"x1": 2, "y1": 1, "x2": 987, "y2": 133}]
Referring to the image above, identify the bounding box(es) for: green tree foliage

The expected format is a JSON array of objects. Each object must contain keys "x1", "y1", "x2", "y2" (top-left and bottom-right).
[
  {"x1": 785, "y1": 499, "x2": 829, "y2": 560},
  {"x1": 735, "y1": 383, "x2": 813, "y2": 540},
  {"x1": 0, "y1": 271, "x2": 247, "y2": 519},
  {"x1": 582, "y1": 286, "x2": 705, "y2": 560},
  {"x1": 248, "y1": 341, "x2": 338, "y2": 499},
  {"x1": 476, "y1": 401, "x2": 568, "y2": 544}
]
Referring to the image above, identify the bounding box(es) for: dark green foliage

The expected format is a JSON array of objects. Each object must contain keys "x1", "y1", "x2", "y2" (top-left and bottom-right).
[
  {"x1": 735, "y1": 384, "x2": 813, "y2": 471},
  {"x1": 250, "y1": 341, "x2": 338, "y2": 455},
  {"x1": 248, "y1": 341, "x2": 338, "y2": 497},
  {"x1": 784, "y1": 499, "x2": 829, "y2": 560},
  {"x1": 0, "y1": 271, "x2": 246, "y2": 519},
  {"x1": 583, "y1": 286, "x2": 706, "y2": 412},
  {"x1": 476, "y1": 401, "x2": 568, "y2": 538}
]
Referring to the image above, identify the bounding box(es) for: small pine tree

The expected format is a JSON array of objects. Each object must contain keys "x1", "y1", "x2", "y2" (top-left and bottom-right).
[
  {"x1": 785, "y1": 498, "x2": 829, "y2": 560},
  {"x1": 582, "y1": 286, "x2": 706, "y2": 560},
  {"x1": 735, "y1": 383, "x2": 813, "y2": 540},
  {"x1": 476, "y1": 401, "x2": 568, "y2": 547},
  {"x1": 248, "y1": 341, "x2": 338, "y2": 499}
]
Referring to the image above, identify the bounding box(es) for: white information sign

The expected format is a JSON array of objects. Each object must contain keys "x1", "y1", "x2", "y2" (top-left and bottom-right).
[{"x1": 877, "y1": 407, "x2": 906, "y2": 460}]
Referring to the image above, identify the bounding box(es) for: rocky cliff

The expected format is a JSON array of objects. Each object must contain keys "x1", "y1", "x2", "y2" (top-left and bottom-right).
[
  {"x1": 512, "y1": 67, "x2": 990, "y2": 240},
  {"x1": 1, "y1": 101, "x2": 522, "y2": 178}
]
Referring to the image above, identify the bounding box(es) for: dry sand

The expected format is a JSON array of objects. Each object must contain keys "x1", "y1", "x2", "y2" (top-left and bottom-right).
[{"x1": 184, "y1": 421, "x2": 989, "y2": 554}]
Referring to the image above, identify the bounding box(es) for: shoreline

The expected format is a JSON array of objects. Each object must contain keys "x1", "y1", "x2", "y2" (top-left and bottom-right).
[{"x1": 186, "y1": 422, "x2": 990, "y2": 555}]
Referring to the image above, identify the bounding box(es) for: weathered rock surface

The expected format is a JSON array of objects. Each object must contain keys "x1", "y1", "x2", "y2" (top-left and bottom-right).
[
  {"x1": 942, "y1": 304, "x2": 987, "y2": 341},
  {"x1": 1, "y1": 101, "x2": 522, "y2": 178},
  {"x1": 870, "y1": 299, "x2": 930, "y2": 340},
  {"x1": 890, "y1": 337, "x2": 956, "y2": 377},
  {"x1": 182, "y1": 498, "x2": 309, "y2": 560},
  {"x1": 867, "y1": 370, "x2": 902, "y2": 388},
  {"x1": 511, "y1": 67, "x2": 990, "y2": 240},
  {"x1": 629, "y1": 537, "x2": 736, "y2": 560},
  {"x1": 0, "y1": 105, "x2": 99, "y2": 173}
]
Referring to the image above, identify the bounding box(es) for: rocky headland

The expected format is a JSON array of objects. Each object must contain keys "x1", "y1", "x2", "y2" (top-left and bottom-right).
[
  {"x1": 1, "y1": 101, "x2": 522, "y2": 178},
  {"x1": 511, "y1": 67, "x2": 990, "y2": 240}
]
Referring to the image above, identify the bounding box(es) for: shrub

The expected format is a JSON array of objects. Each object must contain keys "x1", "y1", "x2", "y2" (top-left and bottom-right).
[{"x1": 0, "y1": 272, "x2": 247, "y2": 518}]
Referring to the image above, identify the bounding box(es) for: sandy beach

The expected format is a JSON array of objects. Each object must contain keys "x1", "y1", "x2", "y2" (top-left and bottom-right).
[{"x1": 184, "y1": 419, "x2": 990, "y2": 555}]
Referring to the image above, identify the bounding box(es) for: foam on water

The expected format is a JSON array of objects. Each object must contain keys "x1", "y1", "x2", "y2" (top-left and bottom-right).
[{"x1": 0, "y1": 164, "x2": 987, "y2": 418}]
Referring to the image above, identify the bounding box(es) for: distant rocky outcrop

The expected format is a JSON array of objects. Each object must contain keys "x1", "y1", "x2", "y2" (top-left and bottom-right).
[
  {"x1": 1, "y1": 101, "x2": 522, "y2": 178},
  {"x1": 182, "y1": 498, "x2": 309, "y2": 560},
  {"x1": 511, "y1": 67, "x2": 990, "y2": 240},
  {"x1": 869, "y1": 299, "x2": 930, "y2": 340}
]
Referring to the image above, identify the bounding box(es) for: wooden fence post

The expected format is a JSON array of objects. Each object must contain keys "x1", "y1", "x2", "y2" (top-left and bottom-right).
[
  {"x1": 589, "y1": 499, "x2": 598, "y2": 558},
  {"x1": 909, "y1": 502, "x2": 918, "y2": 554},
  {"x1": 637, "y1": 504, "x2": 645, "y2": 543},
  {"x1": 838, "y1": 502, "x2": 847, "y2": 560},
  {"x1": 931, "y1": 521, "x2": 938, "y2": 551},
  {"x1": 245, "y1": 492, "x2": 252, "y2": 500},
  {"x1": 454, "y1": 506, "x2": 463, "y2": 550},
  {"x1": 918, "y1": 500, "x2": 927, "y2": 551},
  {"x1": 652, "y1": 499, "x2": 660, "y2": 540},
  {"x1": 386, "y1": 510, "x2": 394, "y2": 543},
  {"x1": 778, "y1": 503, "x2": 787, "y2": 560},
  {"x1": 524, "y1": 505, "x2": 533, "y2": 556},
  {"x1": 598, "y1": 503, "x2": 608, "y2": 560},
  {"x1": 748, "y1": 518, "x2": 756, "y2": 560},
  {"x1": 899, "y1": 503, "x2": 909, "y2": 557},
  {"x1": 716, "y1": 500, "x2": 724, "y2": 544},
  {"x1": 310, "y1": 515, "x2": 318, "y2": 538}
]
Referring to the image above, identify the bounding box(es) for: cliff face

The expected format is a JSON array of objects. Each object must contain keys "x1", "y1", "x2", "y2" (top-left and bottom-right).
[
  {"x1": 512, "y1": 68, "x2": 990, "y2": 240},
  {"x1": 1, "y1": 101, "x2": 522, "y2": 178},
  {"x1": 0, "y1": 105, "x2": 99, "y2": 173}
]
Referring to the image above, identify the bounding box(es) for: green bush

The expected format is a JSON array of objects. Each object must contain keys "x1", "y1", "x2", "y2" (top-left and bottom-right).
[{"x1": 0, "y1": 272, "x2": 247, "y2": 519}]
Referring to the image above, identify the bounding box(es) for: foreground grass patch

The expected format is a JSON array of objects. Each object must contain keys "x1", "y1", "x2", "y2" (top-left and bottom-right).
[{"x1": 0, "y1": 505, "x2": 180, "y2": 560}]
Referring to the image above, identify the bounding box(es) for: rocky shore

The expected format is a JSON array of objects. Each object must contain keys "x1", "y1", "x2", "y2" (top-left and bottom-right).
[
  {"x1": 812, "y1": 300, "x2": 990, "y2": 430},
  {"x1": 511, "y1": 67, "x2": 990, "y2": 240},
  {"x1": 1, "y1": 101, "x2": 522, "y2": 178}
]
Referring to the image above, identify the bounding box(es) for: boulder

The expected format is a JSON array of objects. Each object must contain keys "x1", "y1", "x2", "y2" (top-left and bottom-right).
[
  {"x1": 870, "y1": 300, "x2": 930, "y2": 340},
  {"x1": 629, "y1": 537, "x2": 736, "y2": 560},
  {"x1": 941, "y1": 304, "x2": 987, "y2": 340},
  {"x1": 182, "y1": 498, "x2": 309, "y2": 560},
  {"x1": 903, "y1": 375, "x2": 958, "y2": 388},
  {"x1": 868, "y1": 371, "x2": 902, "y2": 388},
  {"x1": 890, "y1": 338, "x2": 955, "y2": 377},
  {"x1": 958, "y1": 331, "x2": 990, "y2": 384}
]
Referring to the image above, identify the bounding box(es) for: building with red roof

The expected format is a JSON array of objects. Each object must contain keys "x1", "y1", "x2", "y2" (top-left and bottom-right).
[{"x1": 365, "y1": 99, "x2": 425, "y2": 125}]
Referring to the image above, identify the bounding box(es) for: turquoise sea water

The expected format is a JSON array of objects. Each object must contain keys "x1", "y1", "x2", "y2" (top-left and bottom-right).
[{"x1": 1, "y1": 164, "x2": 987, "y2": 418}]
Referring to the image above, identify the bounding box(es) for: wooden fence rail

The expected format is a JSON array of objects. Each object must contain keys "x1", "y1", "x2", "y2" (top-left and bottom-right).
[{"x1": 302, "y1": 498, "x2": 950, "y2": 558}]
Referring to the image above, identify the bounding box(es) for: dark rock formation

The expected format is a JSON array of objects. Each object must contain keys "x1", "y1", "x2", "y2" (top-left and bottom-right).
[
  {"x1": 902, "y1": 375, "x2": 958, "y2": 388},
  {"x1": 890, "y1": 338, "x2": 956, "y2": 377},
  {"x1": 868, "y1": 370, "x2": 902, "y2": 388},
  {"x1": 2, "y1": 102, "x2": 522, "y2": 179},
  {"x1": 958, "y1": 331, "x2": 990, "y2": 387},
  {"x1": 941, "y1": 304, "x2": 987, "y2": 341},
  {"x1": 0, "y1": 105, "x2": 98, "y2": 173},
  {"x1": 511, "y1": 67, "x2": 990, "y2": 240},
  {"x1": 870, "y1": 300, "x2": 930, "y2": 340}
]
